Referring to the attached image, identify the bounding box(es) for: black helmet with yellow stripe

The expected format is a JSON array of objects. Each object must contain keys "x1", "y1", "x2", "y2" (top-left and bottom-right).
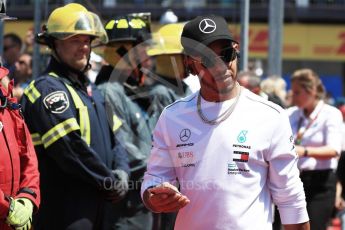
[
  {"x1": 99, "y1": 13, "x2": 152, "y2": 87},
  {"x1": 104, "y1": 13, "x2": 151, "y2": 45}
]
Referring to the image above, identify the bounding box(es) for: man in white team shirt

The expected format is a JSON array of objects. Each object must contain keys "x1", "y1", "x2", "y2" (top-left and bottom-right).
[{"x1": 141, "y1": 15, "x2": 310, "y2": 230}]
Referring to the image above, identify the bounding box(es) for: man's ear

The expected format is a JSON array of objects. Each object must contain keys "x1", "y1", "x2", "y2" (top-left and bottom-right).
[
  {"x1": 183, "y1": 56, "x2": 198, "y2": 76},
  {"x1": 232, "y1": 42, "x2": 240, "y2": 58},
  {"x1": 232, "y1": 43, "x2": 241, "y2": 70}
]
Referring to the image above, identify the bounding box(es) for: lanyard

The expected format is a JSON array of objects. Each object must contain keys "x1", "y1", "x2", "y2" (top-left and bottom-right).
[{"x1": 294, "y1": 104, "x2": 323, "y2": 145}]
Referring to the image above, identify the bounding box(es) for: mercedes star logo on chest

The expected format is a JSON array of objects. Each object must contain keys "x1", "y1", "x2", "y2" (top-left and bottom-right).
[
  {"x1": 179, "y1": 128, "x2": 191, "y2": 142},
  {"x1": 199, "y1": 18, "x2": 217, "y2": 34}
]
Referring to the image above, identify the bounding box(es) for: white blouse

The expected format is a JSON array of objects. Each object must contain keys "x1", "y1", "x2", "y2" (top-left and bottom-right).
[{"x1": 287, "y1": 100, "x2": 343, "y2": 171}]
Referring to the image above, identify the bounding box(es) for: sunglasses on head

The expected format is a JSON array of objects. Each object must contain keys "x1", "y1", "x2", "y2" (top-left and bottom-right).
[{"x1": 195, "y1": 47, "x2": 237, "y2": 69}]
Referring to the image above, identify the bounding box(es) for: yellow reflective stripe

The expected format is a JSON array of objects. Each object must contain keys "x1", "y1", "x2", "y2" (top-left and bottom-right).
[
  {"x1": 64, "y1": 84, "x2": 91, "y2": 146},
  {"x1": 24, "y1": 81, "x2": 41, "y2": 104},
  {"x1": 31, "y1": 133, "x2": 42, "y2": 146},
  {"x1": 48, "y1": 71, "x2": 91, "y2": 146},
  {"x1": 112, "y1": 115, "x2": 122, "y2": 132},
  {"x1": 78, "y1": 106, "x2": 91, "y2": 144},
  {"x1": 105, "y1": 20, "x2": 115, "y2": 30},
  {"x1": 130, "y1": 18, "x2": 145, "y2": 29},
  {"x1": 48, "y1": 72, "x2": 59, "y2": 78},
  {"x1": 117, "y1": 19, "x2": 129, "y2": 28},
  {"x1": 42, "y1": 118, "x2": 80, "y2": 148}
]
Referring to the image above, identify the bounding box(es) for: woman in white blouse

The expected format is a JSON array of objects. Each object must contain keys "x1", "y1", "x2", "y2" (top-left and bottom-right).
[{"x1": 287, "y1": 68, "x2": 343, "y2": 230}]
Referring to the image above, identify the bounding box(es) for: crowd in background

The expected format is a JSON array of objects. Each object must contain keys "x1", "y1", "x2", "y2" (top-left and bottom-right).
[{"x1": 2, "y1": 1, "x2": 345, "y2": 229}]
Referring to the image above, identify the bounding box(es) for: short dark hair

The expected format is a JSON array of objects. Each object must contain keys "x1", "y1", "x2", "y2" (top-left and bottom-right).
[{"x1": 4, "y1": 33, "x2": 22, "y2": 48}]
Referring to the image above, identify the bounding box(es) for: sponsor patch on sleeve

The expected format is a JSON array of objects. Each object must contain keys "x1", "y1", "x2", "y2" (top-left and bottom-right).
[{"x1": 43, "y1": 91, "x2": 69, "y2": 113}]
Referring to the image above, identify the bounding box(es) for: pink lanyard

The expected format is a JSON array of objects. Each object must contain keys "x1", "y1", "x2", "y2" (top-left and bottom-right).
[{"x1": 294, "y1": 104, "x2": 323, "y2": 145}]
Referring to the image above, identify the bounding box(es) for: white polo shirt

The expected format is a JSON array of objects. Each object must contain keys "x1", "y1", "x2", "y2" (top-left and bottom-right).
[
  {"x1": 287, "y1": 100, "x2": 342, "y2": 171},
  {"x1": 142, "y1": 88, "x2": 308, "y2": 230}
]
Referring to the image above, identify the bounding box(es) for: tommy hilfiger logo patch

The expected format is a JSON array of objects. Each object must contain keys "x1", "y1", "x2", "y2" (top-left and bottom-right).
[
  {"x1": 0, "y1": 121, "x2": 3, "y2": 132},
  {"x1": 233, "y1": 151, "x2": 249, "y2": 162}
]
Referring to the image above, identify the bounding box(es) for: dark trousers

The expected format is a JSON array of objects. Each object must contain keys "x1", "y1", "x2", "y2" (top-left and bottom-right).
[
  {"x1": 113, "y1": 208, "x2": 153, "y2": 230},
  {"x1": 152, "y1": 213, "x2": 177, "y2": 230},
  {"x1": 272, "y1": 206, "x2": 282, "y2": 230},
  {"x1": 301, "y1": 169, "x2": 337, "y2": 230},
  {"x1": 103, "y1": 188, "x2": 153, "y2": 230}
]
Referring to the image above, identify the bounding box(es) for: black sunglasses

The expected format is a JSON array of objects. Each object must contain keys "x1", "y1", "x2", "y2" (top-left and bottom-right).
[{"x1": 195, "y1": 47, "x2": 237, "y2": 69}]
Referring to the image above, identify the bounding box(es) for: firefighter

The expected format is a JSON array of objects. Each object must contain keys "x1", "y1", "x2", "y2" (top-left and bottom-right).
[
  {"x1": 0, "y1": 1, "x2": 40, "y2": 229},
  {"x1": 20, "y1": 3, "x2": 129, "y2": 230},
  {"x1": 146, "y1": 23, "x2": 192, "y2": 128},
  {"x1": 96, "y1": 14, "x2": 153, "y2": 230},
  {"x1": 133, "y1": 22, "x2": 193, "y2": 230},
  {"x1": 95, "y1": 13, "x2": 153, "y2": 109}
]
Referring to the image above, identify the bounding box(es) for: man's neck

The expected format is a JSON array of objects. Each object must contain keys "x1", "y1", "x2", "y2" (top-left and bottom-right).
[{"x1": 200, "y1": 83, "x2": 239, "y2": 102}]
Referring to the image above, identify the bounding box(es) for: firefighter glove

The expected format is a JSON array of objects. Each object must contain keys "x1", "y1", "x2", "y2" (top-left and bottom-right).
[
  {"x1": 106, "y1": 169, "x2": 129, "y2": 203},
  {"x1": 6, "y1": 197, "x2": 33, "y2": 230}
]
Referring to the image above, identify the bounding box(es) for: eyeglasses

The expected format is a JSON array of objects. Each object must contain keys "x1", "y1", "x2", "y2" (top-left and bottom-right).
[{"x1": 192, "y1": 47, "x2": 237, "y2": 69}]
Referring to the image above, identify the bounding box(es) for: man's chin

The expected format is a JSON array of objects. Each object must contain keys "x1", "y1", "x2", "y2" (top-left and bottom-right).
[
  {"x1": 74, "y1": 62, "x2": 88, "y2": 71},
  {"x1": 215, "y1": 82, "x2": 237, "y2": 94}
]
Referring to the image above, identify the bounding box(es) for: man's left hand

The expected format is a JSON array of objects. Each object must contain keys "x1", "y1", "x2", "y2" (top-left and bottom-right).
[{"x1": 144, "y1": 182, "x2": 190, "y2": 213}]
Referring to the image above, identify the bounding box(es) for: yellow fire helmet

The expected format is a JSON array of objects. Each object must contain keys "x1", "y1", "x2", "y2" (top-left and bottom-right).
[
  {"x1": 147, "y1": 23, "x2": 185, "y2": 57},
  {"x1": 36, "y1": 3, "x2": 108, "y2": 46}
]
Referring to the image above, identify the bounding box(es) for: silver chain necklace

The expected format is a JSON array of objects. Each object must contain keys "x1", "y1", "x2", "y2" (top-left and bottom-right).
[{"x1": 197, "y1": 83, "x2": 242, "y2": 125}]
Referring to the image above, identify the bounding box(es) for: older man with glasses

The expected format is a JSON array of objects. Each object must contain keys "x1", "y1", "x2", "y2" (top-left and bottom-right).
[{"x1": 141, "y1": 15, "x2": 310, "y2": 230}]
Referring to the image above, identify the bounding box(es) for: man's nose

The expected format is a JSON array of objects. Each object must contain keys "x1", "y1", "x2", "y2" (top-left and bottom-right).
[{"x1": 81, "y1": 42, "x2": 91, "y2": 50}]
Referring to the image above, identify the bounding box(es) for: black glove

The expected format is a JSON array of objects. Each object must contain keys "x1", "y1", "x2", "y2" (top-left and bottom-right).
[{"x1": 106, "y1": 169, "x2": 129, "y2": 203}]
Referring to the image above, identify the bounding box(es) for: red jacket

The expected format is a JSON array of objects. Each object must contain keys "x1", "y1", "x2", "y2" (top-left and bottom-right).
[{"x1": 0, "y1": 67, "x2": 40, "y2": 230}]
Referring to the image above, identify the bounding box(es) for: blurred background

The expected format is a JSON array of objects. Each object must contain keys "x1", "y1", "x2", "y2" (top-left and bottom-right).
[{"x1": 3, "y1": 0, "x2": 345, "y2": 99}]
